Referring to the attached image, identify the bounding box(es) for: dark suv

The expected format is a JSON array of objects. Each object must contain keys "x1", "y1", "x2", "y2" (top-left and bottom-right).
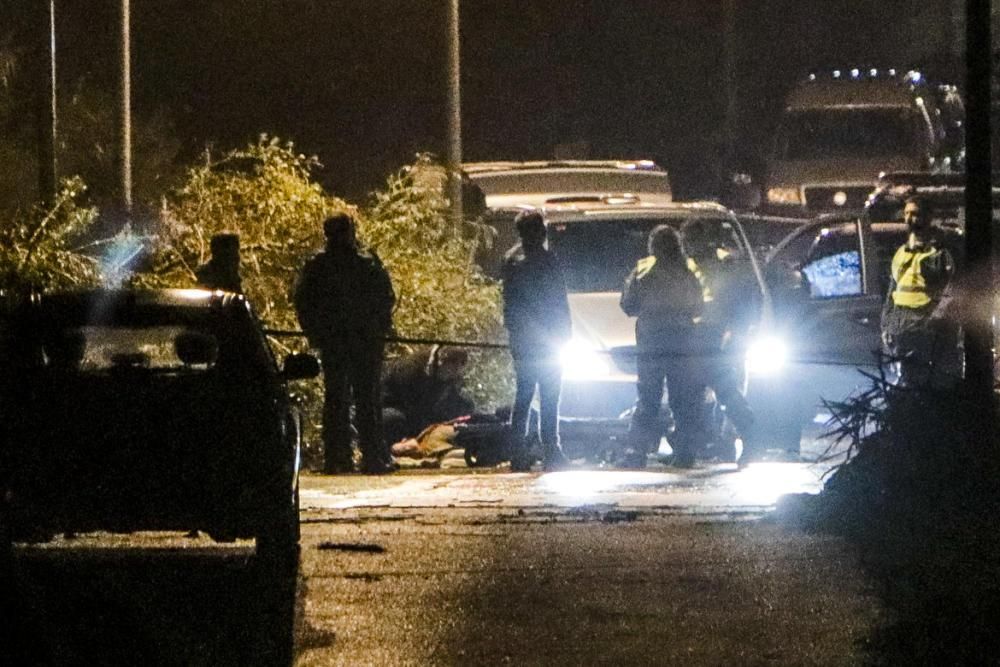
[{"x1": 0, "y1": 289, "x2": 318, "y2": 558}]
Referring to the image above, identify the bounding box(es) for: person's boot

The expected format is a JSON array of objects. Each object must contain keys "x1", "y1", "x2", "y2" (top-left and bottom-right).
[
  {"x1": 509, "y1": 435, "x2": 533, "y2": 472},
  {"x1": 542, "y1": 442, "x2": 571, "y2": 472}
]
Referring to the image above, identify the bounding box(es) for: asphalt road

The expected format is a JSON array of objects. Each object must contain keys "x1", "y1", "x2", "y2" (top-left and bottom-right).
[{"x1": 6, "y1": 458, "x2": 883, "y2": 666}]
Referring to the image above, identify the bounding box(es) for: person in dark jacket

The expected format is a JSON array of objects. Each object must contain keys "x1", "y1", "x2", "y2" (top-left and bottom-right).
[
  {"x1": 195, "y1": 233, "x2": 243, "y2": 293},
  {"x1": 620, "y1": 224, "x2": 704, "y2": 468},
  {"x1": 294, "y1": 213, "x2": 396, "y2": 474},
  {"x1": 501, "y1": 211, "x2": 573, "y2": 472},
  {"x1": 382, "y1": 345, "x2": 475, "y2": 446},
  {"x1": 881, "y1": 194, "x2": 958, "y2": 387},
  {"x1": 680, "y1": 217, "x2": 762, "y2": 465}
]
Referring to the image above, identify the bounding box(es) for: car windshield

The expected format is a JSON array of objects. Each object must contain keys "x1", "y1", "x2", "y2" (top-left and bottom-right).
[
  {"x1": 471, "y1": 171, "x2": 670, "y2": 196},
  {"x1": 777, "y1": 107, "x2": 919, "y2": 160},
  {"x1": 548, "y1": 214, "x2": 744, "y2": 293}
]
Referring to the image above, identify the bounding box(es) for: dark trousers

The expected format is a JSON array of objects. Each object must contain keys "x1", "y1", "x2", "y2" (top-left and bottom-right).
[
  {"x1": 320, "y1": 342, "x2": 388, "y2": 469},
  {"x1": 694, "y1": 354, "x2": 756, "y2": 454},
  {"x1": 630, "y1": 350, "x2": 701, "y2": 457},
  {"x1": 510, "y1": 356, "x2": 563, "y2": 448}
]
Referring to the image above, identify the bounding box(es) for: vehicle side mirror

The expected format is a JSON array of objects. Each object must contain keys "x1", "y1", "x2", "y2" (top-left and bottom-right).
[
  {"x1": 726, "y1": 173, "x2": 761, "y2": 211},
  {"x1": 283, "y1": 352, "x2": 320, "y2": 380}
]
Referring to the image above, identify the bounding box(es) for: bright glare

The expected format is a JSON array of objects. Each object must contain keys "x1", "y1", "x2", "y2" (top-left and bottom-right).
[
  {"x1": 746, "y1": 335, "x2": 788, "y2": 375},
  {"x1": 538, "y1": 470, "x2": 665, "y2": 497},
  {"x1": 732, "y1": 463, "x2": 823, "y2": 505},
  {"x1": 560, "y1": 339, "x2": 611, "y2": 379}
]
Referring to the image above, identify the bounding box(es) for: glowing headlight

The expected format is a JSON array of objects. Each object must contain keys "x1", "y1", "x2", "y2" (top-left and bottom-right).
[
  {"x1": 746, "y1": 336, "x2": 788, "y2": 375},
  {"x1": 766, "y1": 187, "x2": 802, "y2": 205},
  {"x1": 560, "y1": 339, "x2": 610, "y2": 379}
]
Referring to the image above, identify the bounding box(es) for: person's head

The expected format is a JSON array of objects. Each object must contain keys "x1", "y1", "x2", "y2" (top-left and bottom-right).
[
  {"x1": 514, "y1": 211, "x2": 546, "y2": 249},
  {"x1": 209, "y1": 233, "x2": 240, "y2": 265},
  {"x1": 429, "y1": 345, "x2": 469, "y2": 382},
  {"x1": 680, "y1": 218, "x2": 712, "y2": 260},
  {"x1": 903, "y1": 194, "x2": 933, "y2": 235},
  {"x1": 323, "y1": 213, "x2": 359, "y2": 251},
  {"x1": 648, "y1": 224, "x2": 684, "y2": 265}
]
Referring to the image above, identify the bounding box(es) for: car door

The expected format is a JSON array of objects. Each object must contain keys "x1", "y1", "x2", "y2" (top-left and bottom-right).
[{"x1": 767, "y1": 218, "x2": 883, "y2": 368}]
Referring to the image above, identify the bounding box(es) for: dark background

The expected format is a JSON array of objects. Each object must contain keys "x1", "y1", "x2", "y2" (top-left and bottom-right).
[{"x1": 6, "y1": 0, "x2": 968, "y2": 202}]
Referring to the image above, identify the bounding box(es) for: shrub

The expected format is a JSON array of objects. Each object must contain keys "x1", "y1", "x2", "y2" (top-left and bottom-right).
[{"x1": 0, "y1": 177, "x2": 101, "y2": 299}]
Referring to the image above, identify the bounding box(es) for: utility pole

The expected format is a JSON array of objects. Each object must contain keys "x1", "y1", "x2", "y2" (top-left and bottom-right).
[
  {"x1": 35, "y1": 0, "x2": 58, "y2": 204},
  {"x1": 446, "y1": 0, "x2": 463, "y2": 229},
  {"x1": 721, "y1": 0, "x2": 737, "y2": 182},
  {"x1": 118, "y1": 0, "x2": 132, "y2": 224},
  {"x1": 963, "y1": 0, "x2": 993, "y2": 412}
]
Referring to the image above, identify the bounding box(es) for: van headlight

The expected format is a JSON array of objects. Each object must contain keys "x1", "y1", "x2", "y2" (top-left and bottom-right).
[
  {"x1": 560, "y1": 339, "x2": 611, "y2": 379},
  {"x1": 746, "y1": 336, "x2": 788, "y2": 375},
  {"x1": 766, "y1": 187, "x2": 802, "y2": 205}
]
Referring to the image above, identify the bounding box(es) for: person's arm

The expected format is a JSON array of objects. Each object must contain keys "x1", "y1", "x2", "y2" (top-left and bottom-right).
[
  {"x1": 549, "y1": 254, "x2": 573, "y2": 343},
  {"x1": 620, "y1": 267, "x2": 641, "y2": 317}
]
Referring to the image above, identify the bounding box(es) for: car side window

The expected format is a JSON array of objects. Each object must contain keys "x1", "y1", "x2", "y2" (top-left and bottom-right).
[{"x1": 800, "y1": 222, "x2": 863, "y2": 299}]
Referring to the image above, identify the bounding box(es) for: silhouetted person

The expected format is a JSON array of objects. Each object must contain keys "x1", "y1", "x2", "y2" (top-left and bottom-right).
[
  {"x1": 881, "y1": 194, "x2": 958, "y2": 387},
  {"x1": 196, "y1": 233, "x2": 243, "y2": 293},
  {"x1": 382, "y1": 345, "x2": 475, "y2": 446},
  {"x1": 621, "y1": 225, "x2": 703, "y2": 468},
  {"x1": 294, "y1": 214, "x2": 396, "y2": 474},
  {"x1": 501, "y1": 211, "x2": 573, "y2": 472},
  {"x1": 681, "y1": 217, "x2": 762, "y2": 465}
]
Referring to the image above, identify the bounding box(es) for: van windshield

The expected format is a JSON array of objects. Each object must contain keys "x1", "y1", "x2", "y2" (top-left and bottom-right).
[
  {"x1": 778, "y1": 107, "x2": 919, "y2": 160},
  {"x1": 547, "y1": 215, "x2": 744, "y2": 293}
]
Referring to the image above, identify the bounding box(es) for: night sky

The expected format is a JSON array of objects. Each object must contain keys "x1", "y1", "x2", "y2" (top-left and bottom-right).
[{"x1": 7, "y1": 0, "x2": 963, "y2": 201}]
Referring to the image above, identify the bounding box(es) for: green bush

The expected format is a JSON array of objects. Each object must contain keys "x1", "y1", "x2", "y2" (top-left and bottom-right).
[{"x1": 0, "y1": 177, "x2": 101, "y2": 298}]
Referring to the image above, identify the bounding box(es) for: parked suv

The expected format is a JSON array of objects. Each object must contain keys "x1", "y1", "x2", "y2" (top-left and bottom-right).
[
  {"x1": 763, "y1": 69, "x2": 960, "y2": 217},
  {"x1": 464, "y1": 160, "x2": 673, "y2": 276},
  {"x1": 539, "y1": 200, "x2": 771, "y2": 459},
  {"x1": 0, "y1": 288, "x2": 319, "y2": 559}
]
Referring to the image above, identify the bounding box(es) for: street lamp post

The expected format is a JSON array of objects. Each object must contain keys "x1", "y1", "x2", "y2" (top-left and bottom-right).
[
  {"x1": 118, "y1": 0, "x2": 132, "y2": 223},
  {"x1": 446, "y1": 0, "x2": 463, "y2": 229}
]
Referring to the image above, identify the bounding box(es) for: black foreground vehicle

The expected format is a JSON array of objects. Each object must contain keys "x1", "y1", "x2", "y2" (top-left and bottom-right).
[{"x1": 0, "y1": 289, "x2": 319, "y2": 559}]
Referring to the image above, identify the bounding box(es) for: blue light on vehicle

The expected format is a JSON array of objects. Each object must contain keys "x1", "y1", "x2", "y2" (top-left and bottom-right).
[
  {"x1": 746, "y1": 335, "x2": 788, "y2": 376},
  {"x1": 560, "y1": 339, "x2": 611, "y2": 379}
]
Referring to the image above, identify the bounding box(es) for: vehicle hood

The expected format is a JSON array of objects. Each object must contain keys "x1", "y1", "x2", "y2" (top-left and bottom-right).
[
  {"x1": 767, "y1": 156, "x2": 920, "y2": 188},
  {"x1": 568, "y1": 292, "x2": 635, "y2": 350}
]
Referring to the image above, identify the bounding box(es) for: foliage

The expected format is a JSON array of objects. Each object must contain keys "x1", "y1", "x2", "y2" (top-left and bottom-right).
[
  {"x1": 0, "y1": 177, "x2": 101, "y2": 298},
  {"x1": 364, "y1": 153, "x2": 510, "y2": 409},
  {"x1": 135, "y1": 135, "x2": 348, "y2": 336}
]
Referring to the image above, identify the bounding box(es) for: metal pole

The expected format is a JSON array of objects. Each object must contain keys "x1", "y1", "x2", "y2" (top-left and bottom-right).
[
  {"x1": 35, "y1": 0, "x2": 58, "y2": 204},
  {"x1": 722, "y1": 0, "x2": 737, "y2": 181},
  {"x1": 118, "y1": 0, "x2": 132, "y2": 222},
  {"x1": 963, "y1": 0, "x2": 992, "y2": 407},
  {"x1": 446, "y1": 0, "x2": 463, "y2": 228}
]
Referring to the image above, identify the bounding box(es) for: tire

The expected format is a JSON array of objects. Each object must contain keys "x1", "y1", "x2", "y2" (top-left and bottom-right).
[{"x1": 256, "y1": 485, "x2": 300, "y2": 563}]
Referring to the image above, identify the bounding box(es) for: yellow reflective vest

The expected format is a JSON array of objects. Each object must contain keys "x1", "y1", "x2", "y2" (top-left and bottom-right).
[{"x1": 890, "y1": 244, "x2": 938, "y2": 308}]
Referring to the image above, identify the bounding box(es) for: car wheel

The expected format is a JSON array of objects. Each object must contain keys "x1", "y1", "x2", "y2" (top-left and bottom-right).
[{"x1": 256, "y1": 484, "x2": 300, "y2": 563}]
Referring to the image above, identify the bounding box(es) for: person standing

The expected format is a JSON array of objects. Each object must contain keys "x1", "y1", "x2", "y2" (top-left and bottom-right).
[
  {"x1": 294, "y1": 213, "x2": 396, "y2": 474},
  {"x1": 501, "y1": 211, "x2": 573, "y2": 472},
  {"x1": 881, "y1": 194, "x2": 957, "y2": 387},
  {"x1": 680, "y1": 218, "x2": 762, "y2": 466},
  {"x1": 620, "y1": 225, "x2": 704, "y2": 468},
  {"x1": 195, "y1": 233, "x2": 243, "y2": 293}
]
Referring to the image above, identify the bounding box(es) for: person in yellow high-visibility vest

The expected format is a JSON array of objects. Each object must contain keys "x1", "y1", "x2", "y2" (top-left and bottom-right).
[{"x1": 880, "y1": 194, "x2": 957, "y2": 386}]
